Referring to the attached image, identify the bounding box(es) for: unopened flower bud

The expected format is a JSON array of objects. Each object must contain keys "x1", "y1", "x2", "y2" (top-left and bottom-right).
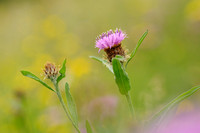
[{"x1": 44, "y1": 62, "x2": 59, "y2": 80}]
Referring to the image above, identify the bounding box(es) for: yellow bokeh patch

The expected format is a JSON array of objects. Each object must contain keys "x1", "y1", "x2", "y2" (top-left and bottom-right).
[
  {"x1": 69, "y1": 57, "x2": 91, "y2": 78},
  {"x1": 185, "y1": 0, "x2": 200, "y2": 21},
  {"x1": 42, "y1": 15, "x2": 66, "y2": 39}
]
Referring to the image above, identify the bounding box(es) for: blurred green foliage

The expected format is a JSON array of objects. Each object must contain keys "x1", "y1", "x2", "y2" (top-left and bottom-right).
[{"x1": 0, "y1": 0, "x2": 199, "y2": 132}]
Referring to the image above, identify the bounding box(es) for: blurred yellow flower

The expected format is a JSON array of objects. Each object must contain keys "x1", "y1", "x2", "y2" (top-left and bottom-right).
[
  {"x1": 42, "y1": 15, "x2": 66, "y2": 39},
  {"x1": 185, "y1": 0, "x2": 200, "y2": 21},
  {"x1": 69, "y1": 57, "x2": 91, "y2": 78}
]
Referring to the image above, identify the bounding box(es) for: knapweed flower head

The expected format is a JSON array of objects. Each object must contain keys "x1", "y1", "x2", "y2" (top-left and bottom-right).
[
  {"x1": 96, "y1": 28, "x2": 127, "y2": 51},
  {"x1": 95, "y1": 28, "x2": 127, "y2": 62},
  {"x1": 44, "y1": 62, "x2": 59, "y2": 80}
]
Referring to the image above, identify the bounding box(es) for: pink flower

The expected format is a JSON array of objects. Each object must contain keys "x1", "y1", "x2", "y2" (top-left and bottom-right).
[{"x1": 95, "y1": 28, "x2": 127, "y2": 52}]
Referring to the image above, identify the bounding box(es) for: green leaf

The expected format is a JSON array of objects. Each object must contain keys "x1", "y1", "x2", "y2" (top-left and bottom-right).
[
  {"x1": 86, "y1": 120, "x2": 93, "y2": 133},
  {"x1": 21, "y1": 70, "x2": 55, "y2": 92},
  {"x1": 57, "y1": 59, "x2": 66, "y2": 83},
  {"x1": 90, "y1": 56, "x2": 113, "y2": 73},
  {"x1": 125, "y1": 30, "x2": 148, "y2": 68},
  {"x1": 112, "y1": 57, "x2": 131, "y2": 95},
  {"x1": 65, "y1": 82, "x2": 78, "y2": 127},
  {"x1": 151, "y1": 85, "x2": 200, "y2": 122}
]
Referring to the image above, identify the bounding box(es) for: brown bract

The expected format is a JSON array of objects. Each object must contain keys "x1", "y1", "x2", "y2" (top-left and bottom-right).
[{"x1": 104, "y1": 43, "x2": 125, "y2": 62}]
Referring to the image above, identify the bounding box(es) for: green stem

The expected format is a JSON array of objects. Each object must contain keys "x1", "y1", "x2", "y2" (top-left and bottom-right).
[
  {"x1": 53, "y1": 80, "x2": 81, "y2": 133},
  {"x1": 125, "y1": 92, "x2": 135, "y2": 119}
]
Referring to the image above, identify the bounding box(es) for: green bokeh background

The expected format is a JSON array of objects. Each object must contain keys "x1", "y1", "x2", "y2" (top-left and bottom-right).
[{"x1": 0, "y1": 0, "x2": 199, "y2": 132}]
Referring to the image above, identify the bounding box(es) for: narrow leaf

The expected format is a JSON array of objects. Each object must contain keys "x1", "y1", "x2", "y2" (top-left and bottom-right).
[
  {"x1": 65, "y1": 82, "x2": 78, "y2": 126},
  {"x1": 90, "y1": 56, "x2": 113, "y2": 73},
  {"x1": 151, "y1": 85, "x2": 200, "y2": 122},
  {"x1": 57, "y1": 59, "x2": 66, "y2": 83},
  {"x1": 112, "y1": 57, "x2": 131, "y2": 95},
  {"x1": 86, "y1": 120, "x2": 93, "y2": 133},
  {"x1": 126, "y1": 30, "x2": 148, "y2": 68},
  {"x1": 21, "y1": 71, "x2": 55, "y2": 92}
]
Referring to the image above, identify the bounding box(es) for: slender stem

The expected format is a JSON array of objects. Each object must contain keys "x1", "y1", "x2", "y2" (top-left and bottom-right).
[
  {"x1": 125, "y1": 92, "x2": 136, "y2": 120},
  {"x1": 53, "y1": 80, "x2": 81, "y2": 133}
]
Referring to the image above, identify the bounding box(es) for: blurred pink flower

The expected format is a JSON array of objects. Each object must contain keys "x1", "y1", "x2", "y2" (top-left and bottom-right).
[
  {"x1": 147, "y1": 110, "x2": 200, "y2": 133},
  {"x1": 82, "y1": 95, "x2": 118, "y2": 120},
  {"x1": 158, "y1": 111, "x2": 200, "y2": 133}
]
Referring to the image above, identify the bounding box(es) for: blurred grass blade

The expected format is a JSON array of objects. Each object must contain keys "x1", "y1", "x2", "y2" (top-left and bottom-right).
[
  {"x1": 125, "y1": 30, "x2": 148, "y2": 68},
  {"x1": 90, "y1": 56, "x2": 113, "y2": 73},
  {"x1": 21, "y1": 70, "x2": 55, "y2": 92},
  {"x1": 151, "y1": 85, "x2": 200, "y2": 122},
  {"x1": 57, "y1": 59, "x2": 66, "y2": 83},
  {"x1": 86, "y1": 120, "x2": 93, "y2": 133},
  {"x1": 112, "y1": 57, "x2": 131, "y2": 95},
  {"x1": 65, "y1": 82, "x2": 79, "y2": 127}
]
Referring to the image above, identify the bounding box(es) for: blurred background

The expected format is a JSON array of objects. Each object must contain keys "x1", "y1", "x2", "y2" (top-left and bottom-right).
[{"x1": 0, "y1": 0, "x2": 199, "y2": 132}]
